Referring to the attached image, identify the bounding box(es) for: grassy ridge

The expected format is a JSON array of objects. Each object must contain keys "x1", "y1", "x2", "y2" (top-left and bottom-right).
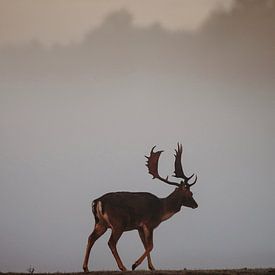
[{"x1": 1, "y1": 269, "x2": 275, "y2": 275}]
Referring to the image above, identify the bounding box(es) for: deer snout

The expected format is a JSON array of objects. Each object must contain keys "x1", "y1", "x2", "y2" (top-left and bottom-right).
[{"x1": 188, "y1": 197, "x2": 198, "y2": 209}]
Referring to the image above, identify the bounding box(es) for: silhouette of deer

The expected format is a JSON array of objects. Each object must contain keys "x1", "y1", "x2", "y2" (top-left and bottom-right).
[{"x1": 83, "y1": 143, "x2": 198, "y2": 271}]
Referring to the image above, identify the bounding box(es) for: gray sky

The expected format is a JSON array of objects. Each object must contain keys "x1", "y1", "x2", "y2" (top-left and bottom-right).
[{"x1": 0, "y1": 0, "x2": 274, "y2": 272}]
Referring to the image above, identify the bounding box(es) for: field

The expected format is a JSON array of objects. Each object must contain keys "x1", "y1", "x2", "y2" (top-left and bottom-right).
[{"x1": 1, "y1": 269, "x2": 275, "y2": 275}]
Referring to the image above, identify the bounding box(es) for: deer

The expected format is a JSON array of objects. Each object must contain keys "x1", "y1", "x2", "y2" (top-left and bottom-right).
[{"x1": 82, "y1": 143, "x2": 198, "y2": 272}]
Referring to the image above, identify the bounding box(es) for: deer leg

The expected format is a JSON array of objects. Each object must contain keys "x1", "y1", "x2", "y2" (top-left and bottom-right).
[
  {"x1": 108, "y1": 228, "x2": 127, "y2": 271},
  {"x1": 136, "y1": 228, "x2": 155, "y2": 270},
  {"x1": 83, "y1": 223, "x2": 107, "y2": 272},
  {"x1": 132, "y1": 227, "x2": 154, "y2": 271}
]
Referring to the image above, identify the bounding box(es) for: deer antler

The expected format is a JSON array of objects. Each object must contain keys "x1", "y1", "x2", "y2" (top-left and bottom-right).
[
  {"x1": 145, "y1": 146, "x2": 180, "y2": 187},
  {"x1": 174, "y1": 143, "x2": 197, "y2": 187}
]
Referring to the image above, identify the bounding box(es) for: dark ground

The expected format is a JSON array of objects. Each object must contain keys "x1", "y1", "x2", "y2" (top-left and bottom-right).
[{"x1": 1, "y1": 269, "x2": 275, "y2": 275}]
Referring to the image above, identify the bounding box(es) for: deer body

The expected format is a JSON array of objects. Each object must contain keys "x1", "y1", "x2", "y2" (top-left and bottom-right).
[
  {"x1": 93, "y1": 192, "x2": 163, "y2": 231},
  {"x1": 83, "y1": 144, "x2": 198, "y2": 272}
]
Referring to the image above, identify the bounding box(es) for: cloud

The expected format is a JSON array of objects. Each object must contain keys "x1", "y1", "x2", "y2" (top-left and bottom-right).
[{"x1": 0, "y1": 0, "x2": 235, "y2": 47}]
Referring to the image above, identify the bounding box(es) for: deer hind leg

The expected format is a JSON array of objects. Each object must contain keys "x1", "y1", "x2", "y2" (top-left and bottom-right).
[
  {"x1": 132, "y1": 226, "x2": 154, "y2": 271},
  {"x1": 108, "y1": 228, "x2": 127, "y2": 271},
  {"x1": 83, "y1": 223, "x2": 107, "y2": 272}
]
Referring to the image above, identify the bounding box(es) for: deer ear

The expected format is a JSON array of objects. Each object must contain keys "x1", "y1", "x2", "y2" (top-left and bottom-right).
[
  {"x1": 180, "y1": 182, "x2": 189, "y2": 190},
  {"x1": 178, "y1": 181, "x2": 185, "y2": 190}
]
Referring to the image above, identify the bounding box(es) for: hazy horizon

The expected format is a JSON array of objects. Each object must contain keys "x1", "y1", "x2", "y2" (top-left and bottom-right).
[{"x1": 0, "y1": 0, "x2": 274, "y2": 272}]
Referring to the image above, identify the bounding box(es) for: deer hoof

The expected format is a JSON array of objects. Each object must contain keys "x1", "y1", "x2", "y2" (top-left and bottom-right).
[
  {"x1": 83, "y1": 266, "x2": 89, "y2": 273},
  {"x1": 119, "y1": 265, "x2": 127, "y2": 271},
  {"x1": 132, "y1": 263, "x2": 138, "y2": 270}
]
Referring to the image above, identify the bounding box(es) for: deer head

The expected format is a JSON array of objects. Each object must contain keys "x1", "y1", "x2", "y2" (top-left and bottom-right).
[{"x1": 145, "y1": 143, "x2": 198, "y2": 209}]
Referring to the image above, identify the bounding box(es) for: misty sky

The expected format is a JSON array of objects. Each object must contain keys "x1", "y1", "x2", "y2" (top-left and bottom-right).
[{"x1": 0, "y1": 0, "x2": 274, "y2": 272}]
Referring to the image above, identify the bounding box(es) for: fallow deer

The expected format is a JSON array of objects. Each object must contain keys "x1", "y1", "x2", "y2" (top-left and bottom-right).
[{"x1": 82, "y1": 143, "x2": 198, "y2": 272}]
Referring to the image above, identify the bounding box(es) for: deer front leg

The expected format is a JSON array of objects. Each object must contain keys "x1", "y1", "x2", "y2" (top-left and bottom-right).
[
  {"x1": 132, "y1": 227, "x2": 154, "y2": 271},
  {"x1": 135, "y1": 228, "x2": 155, "y2": 270},
  {"x1": 108, "y1": 228, "x2": 127, "y2": 271},
  {"x1": 83, "y1": 223, "x2": 107, "y2": 272}
]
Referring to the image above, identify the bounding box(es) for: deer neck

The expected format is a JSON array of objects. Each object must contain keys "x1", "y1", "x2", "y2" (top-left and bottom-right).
[{"x1": 160, "y1": 189, "x2": 183, "y2": 222}]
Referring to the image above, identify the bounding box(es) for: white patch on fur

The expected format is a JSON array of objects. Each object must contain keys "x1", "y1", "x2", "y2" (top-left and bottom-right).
[
  {"x1": 96, "y1": 201, "x2": 103, "y2": 216},
  {"x1": 96, "y1": 201, "x2": 111, "y2": 227}
]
